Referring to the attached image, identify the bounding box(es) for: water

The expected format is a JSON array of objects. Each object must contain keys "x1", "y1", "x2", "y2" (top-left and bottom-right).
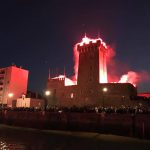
[
  {"x1": 0, "y1": 124, "x2": 150, "y2": 150},
  {"x1": 0, "y1": 125, "x2": 100, "y2": 150}
]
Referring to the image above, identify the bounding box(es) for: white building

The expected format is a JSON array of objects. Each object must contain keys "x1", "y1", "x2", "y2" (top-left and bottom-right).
[
  {"x1": 16, "y1": 95, "x2": 44, "y2": 108},
  {"x1": 0, "y1": 65, "x2": 29, "y2": 107}
]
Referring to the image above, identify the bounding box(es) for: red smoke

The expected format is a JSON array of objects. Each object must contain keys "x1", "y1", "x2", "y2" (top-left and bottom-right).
[
  {"x1": 54, "y1": 35, "x2": 150, "y2": 87},
  {"x1": 106, "y1": 46, "x2": 119, "y2": 82},
  {"x1": 119, "y1": 71, "x2": 140, "y2": 86},
  {"x1": 106, "y1": 44, "x2": 150, "y2": 86},
  {"x1": 73, "y1": 44, "x2": 79, "y2": 81}
]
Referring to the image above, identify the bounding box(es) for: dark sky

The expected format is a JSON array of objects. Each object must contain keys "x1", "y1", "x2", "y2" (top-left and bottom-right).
[{"x1": 0, "y1": 0, "x2": 150, "y2": 93}]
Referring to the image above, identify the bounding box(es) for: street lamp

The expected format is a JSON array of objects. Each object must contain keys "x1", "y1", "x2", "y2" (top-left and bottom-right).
[
  {"x1": 102, "y1": 87, "x2": 108, "y2": 108},
  {"x1": 45, "y1": 90, "x2": 51, "y2": 96},
  {"x1": 7, "y1": 92, "x2": 14, "y2": 107},
  {"x1": 8, "y1": 93, "x2": 14, "y2": 98},
  {"x1": 44, "y1": 90, "x2": 51, "y2": 110},
  {"x1": 103, "y1": 87, "x2": 108, "y2": 92}
]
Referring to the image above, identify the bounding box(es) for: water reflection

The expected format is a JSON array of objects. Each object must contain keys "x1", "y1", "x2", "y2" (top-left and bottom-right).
[
  {"x1": 0, "y1": 126, "x2": 99, "y2": 150},
  {"x1": 0, "y1": 140, "x2": 9, "y2": 150},
  {"x1": 0, "y1": 125, "x2": 150, "y2": 150},
  {"x1": 0, "y1": 138, "x2": 26, "y2": 150}
]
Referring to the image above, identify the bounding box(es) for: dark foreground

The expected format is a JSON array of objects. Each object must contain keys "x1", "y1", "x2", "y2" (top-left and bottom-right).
[
  {"x1": 1, "y1": 110, "x2": 150, "y2": 139},
  {"x1": 0, "y1": 124, "x2": 150, "y2": 150}
]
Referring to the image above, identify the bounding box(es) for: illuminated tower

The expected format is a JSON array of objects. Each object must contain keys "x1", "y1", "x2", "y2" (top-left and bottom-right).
[
  {"x1": 77, "y1": 36, "x2": 107, "y2": 86},
  {"x1": 99, "y1": 42, "x2": 107, "y2": 83},
  {"x1": 46, "y1": 36, "x2": 137, "y2": 107}
]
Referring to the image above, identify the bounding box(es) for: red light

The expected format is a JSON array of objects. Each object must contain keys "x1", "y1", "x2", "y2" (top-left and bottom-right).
[{"x1": 52, "y1": 35, "x2": 148, "y2": 87}]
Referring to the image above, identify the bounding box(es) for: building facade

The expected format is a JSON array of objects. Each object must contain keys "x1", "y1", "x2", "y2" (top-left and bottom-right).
[
  {"x1": 16, "y1": 97, "x2": 44, "y2": 109},
  {"x1": 47, "y1": 38, "x2": 137, "y2": 107},
  {"x1": 0, "y1": 65, "x2": 29, "y2": 107}
]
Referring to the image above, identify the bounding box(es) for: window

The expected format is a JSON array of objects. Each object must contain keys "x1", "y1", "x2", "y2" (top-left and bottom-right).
[
  {"x1": 70, "y1": 93, "x2": 74, "y2": 99},
  {"x1": 0, "y1": 70, "x2": 5, "y2": 74}
]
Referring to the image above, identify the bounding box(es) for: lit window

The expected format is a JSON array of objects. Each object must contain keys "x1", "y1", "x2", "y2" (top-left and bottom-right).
[{"x1": 70, "y1": 93, "x2": 74, "y2": 99}]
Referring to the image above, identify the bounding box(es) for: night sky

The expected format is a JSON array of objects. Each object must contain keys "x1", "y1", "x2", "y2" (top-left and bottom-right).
[{"x1": 0, "y1": 0, "x2": 150, "y2": 93}]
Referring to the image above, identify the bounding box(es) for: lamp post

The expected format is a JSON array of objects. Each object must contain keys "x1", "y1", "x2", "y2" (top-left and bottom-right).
[
  {"x1": 102, "y1": 87, "x2": 107, "y2": 108},
  {"x1": 7, "y1": 92, "x2": 14, "y2": 107},
  {"x1": 44, "y1": 90, "x2": 51, "y2": 110},
  {"x1": 45, "y1": 90, "x2": 51, "y2": 96}
]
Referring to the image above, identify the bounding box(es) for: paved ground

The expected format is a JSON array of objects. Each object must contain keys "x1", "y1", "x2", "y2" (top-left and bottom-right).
[{"x1": 0, "y1": 124, "x2": 150, "y2": 150}]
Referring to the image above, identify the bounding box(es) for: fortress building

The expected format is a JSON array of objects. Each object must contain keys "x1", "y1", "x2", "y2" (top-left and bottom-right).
[{"x1": 47, "y1": 36, "x2": 137, "y2": 107}]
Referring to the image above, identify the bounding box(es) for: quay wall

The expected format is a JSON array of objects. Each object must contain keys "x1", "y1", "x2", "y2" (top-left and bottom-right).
[{"x1": 0, "y1": 111, "x2": 150, "y2": 139}]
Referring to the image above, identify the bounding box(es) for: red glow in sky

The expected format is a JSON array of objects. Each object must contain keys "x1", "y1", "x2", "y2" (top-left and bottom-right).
[
  {"x1": 119, "y1": 71, "x2": 140, "y2": 87},
  {"x1": 73, "y1": 44, "x2": 79, "y2": 81},
  {"x1": 52, "y1": 35, "x2": 148, "y2": 87}
]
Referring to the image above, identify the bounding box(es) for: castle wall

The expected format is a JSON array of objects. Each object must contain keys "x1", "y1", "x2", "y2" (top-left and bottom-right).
[
  {"x1": 46, "y1": 37, "x2": 139, "y2": 107},
  {"x1": 47, "y1": 81, "x2": 138, "y2": 107}
]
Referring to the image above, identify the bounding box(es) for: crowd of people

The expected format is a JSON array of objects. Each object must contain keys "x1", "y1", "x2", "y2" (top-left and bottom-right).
[
  {"x1": 0, "y1": 105, "x2": 150, "y2": 114},
  {"x1": 46, "y1": 105, "x2": 150, "y2": 114}
]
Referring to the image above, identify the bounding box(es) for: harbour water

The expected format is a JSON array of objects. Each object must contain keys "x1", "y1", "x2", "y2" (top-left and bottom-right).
[
  {"x1": 0, "y1": 125, "x2": 100, "y2": 150},
  {"x1": 0, "y1": 124, "x2": 150, "y2": 150}
]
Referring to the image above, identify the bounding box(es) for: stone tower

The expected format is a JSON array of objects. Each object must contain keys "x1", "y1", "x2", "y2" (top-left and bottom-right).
[{"x1": 77, "y1": 37, "x2": 107, "y2": 86}]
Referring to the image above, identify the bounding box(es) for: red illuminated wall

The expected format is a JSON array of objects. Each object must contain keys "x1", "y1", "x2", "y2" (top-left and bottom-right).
[
  {"x1": 99, "y1": 45, "x2": 107, "y2": 83},
  {"x1": 2, "y1": 66, "x2": 28, "y2": 106}
]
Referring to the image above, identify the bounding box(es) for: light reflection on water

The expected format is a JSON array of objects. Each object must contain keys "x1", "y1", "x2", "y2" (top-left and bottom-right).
[
  {"x1": 0, "y1": 140, "x2": 9, "y2": 150},
  {"x1": 0, "y1": 125, "x2": 150, "y2": 150},
  {"x1": 0, "y1": 139, "x2": 25, "y2": 150},
  {"x1": 0, "y1": 126, "x2": 99, "y2": 150}
]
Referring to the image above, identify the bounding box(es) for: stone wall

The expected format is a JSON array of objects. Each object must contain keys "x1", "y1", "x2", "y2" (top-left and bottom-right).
[
  {"x1": 47, "y1": 80, "x2": 139, "y2": 107},
  {"x1": 0, "y1": 111, "x2": 150, "y2": 139}
]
